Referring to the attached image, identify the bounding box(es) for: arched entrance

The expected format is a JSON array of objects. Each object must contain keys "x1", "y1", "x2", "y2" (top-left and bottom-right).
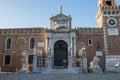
[{"x1": 54, "y1": 40, "x2": 68, "y2": 69}]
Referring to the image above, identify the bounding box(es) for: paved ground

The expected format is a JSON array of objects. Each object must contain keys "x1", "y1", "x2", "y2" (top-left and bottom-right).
[{"x1": 0, "y1": 72, "x2": 120, "y2": 80}]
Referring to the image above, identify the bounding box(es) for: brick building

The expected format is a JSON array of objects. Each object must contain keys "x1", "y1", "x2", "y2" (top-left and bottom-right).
[{"x1": 0, "y1": 0, "x2": 120, "y2": 72}]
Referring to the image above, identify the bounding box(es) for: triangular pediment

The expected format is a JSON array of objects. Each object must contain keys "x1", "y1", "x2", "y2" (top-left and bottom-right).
[{"x1": 50, "y1": 13, "x2": 71, "y2": 20}]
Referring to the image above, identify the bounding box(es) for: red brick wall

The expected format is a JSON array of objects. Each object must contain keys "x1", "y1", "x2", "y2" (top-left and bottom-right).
[{"x1": 76, "y1": 28, "x2": 105, "y2": 69}]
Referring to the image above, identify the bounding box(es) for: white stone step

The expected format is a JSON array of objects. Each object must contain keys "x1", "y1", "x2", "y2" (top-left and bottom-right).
[{"x1": 42, "y1": 69, "x2": 79, "y2": 74}]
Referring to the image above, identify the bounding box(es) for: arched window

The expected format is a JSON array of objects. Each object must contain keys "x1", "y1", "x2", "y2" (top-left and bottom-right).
[
  {"x1": 30, "y1": 37, "x2": 35, "y2": 49},
  {"x1": 6, "y1": 38, "x2": 12, "y2": 49}
]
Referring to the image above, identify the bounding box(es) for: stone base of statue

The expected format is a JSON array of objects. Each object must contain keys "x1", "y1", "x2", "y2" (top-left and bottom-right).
[
  {"x1": 92, "y1": 56, "x2": 103, "y2": 73},
  {"x1": 93, "y1": 67, "x2": 103, "y2": 74},
  {"x1": 82, "y1": 57, "x2": 88, "y2": 73},
  {"x1": 18, "y1": 64, "x2": 29, "y2": 73}
]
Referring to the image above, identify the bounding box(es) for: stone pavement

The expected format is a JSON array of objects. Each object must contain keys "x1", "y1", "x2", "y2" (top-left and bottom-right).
[{"x1": 0, "y1": 73, "x2": 120, "y2": 80}]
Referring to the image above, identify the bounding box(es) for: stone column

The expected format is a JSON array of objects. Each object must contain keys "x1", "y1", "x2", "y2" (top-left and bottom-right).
[
  {"x1": 72, "y1": 38, "x2": 74, "y2": 56},
  {"x1": 82, "y1": 51, "x2": 88, "y2": 72},
  {"x1": 82, "y1": 56, "x2": 87, "y2": 72},
  {"x1": 74, "y1": 37, "x2": 76, "y2": 56},
  {"x1": 48, "y1": 55, "x2": 52, "y2": 69},
  {"x1": 68, "y1": 55, "x2": 72, "y2": 68},
  {"x1": 70, "y1": 37, "x2": 73, "y2": 56},
  {"x1": 32, "y1": 55, "x2": 37, "y2": 72},
  {"x1": 46, "y1": 38, "x2": 48, "y2": 52}
]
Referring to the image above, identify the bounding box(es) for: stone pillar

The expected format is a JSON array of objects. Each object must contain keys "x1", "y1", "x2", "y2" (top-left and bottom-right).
[
  {"x1": 47, "y1": 56, "x2": 52, "y2": 69},
  {"x1": 74, "y1": 37, "x2": 76, "y2": 56},
  {"x1": 46, "y1": 38, "x2": 48, "y2": 52},
  {"x1": 68, "y1": 55, "x2": 72, "y2": 68},
  {"x1": 70, "y1": 37, "x2": 73, "y2": 56},
  {"x1": 32, "y1": 55, "x2": 38, "y2": 72},
  {"x1": 72, "y1": 38, "x2": 74, "y2": 56},
  {"x1": 46, "y1": 37, "x2": 49, "y2": 53},
  {"x1": 82, "y1": 56, "x2": 88, "y2": 72}
]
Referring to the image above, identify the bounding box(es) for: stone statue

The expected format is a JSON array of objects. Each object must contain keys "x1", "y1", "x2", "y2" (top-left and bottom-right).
[
  {"x1": 78, "y1": 49, "x2": 82, "y2": 56},
  {"x1": 33, "y1": 49, "x2": 36, "y2": 55},
  {"x1": 93, "y1": 56, "x2": 100, "y2": 68},
  {"x1": 18, "y1": 50, "x2": 28, "y2": 73},
  {"x1": 92, "y1": 56, "x2": 103, "y2": 73},
  {"x1": 22, "y1": 50, "x2": 26, "y2": 66}
]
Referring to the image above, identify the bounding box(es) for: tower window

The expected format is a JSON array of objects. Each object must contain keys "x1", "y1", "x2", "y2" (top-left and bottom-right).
[
  {"x1": 88, "y1": 39, "x2": 93, "y2": 46},
  {"x1": 103, "y1": 11, "x2": 107, "y2": 15},
  {"x1": 106, "y1": 1, "x2": 112, "y2": 6}
]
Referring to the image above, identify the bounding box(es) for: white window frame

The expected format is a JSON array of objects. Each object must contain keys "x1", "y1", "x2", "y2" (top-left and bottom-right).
[
  {"x1": 29, "y1": 36, "x2": 36, "y2": 50},
  {"x1": 5, "y1": 37, "x2": 12, "y2": 50},
  {"x1": 88, "y1": 39, "x2": 93, "y2": 46},
  {"x1": 3, "y1": 54, "x2": 12, "y2": 66}
]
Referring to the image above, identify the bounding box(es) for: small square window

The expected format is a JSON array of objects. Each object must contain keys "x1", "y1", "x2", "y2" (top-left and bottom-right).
[
  {"x1": 88, "y1": 39, "x2": 93, "y2": 46},
  {"x1": 103, "y1": 11, "x2": 107, "y2": 15}
]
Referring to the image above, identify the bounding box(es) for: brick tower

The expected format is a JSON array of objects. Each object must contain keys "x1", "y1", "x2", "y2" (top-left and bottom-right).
[{"x1": 96, "y1": 0, "x2": 120, "y2": 71}]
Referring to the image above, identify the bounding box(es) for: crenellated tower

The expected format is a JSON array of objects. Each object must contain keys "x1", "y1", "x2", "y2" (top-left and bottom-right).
[
  {"x1": 96, "y1": 0, "x2": 120, "y2": 28},
  {"x1": 96, "y1": 0, "x2": 120, "y2": 72}
]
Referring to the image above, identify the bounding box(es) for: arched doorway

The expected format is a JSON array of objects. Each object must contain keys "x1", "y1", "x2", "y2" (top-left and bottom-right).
[{"x1": 54, "y1": 40, "x2": 68, "y2": 69}]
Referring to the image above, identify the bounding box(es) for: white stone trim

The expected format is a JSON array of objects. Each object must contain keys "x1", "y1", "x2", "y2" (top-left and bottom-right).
[
  {"x1": 106, "y1": 55, "x2": 120, "y2": 58},
  {"x1": 18, "y1": 37, "x2": 26, "y2": 44},
  {"x1": 5, "y1": 37, "x2": 12, "y2": 50},
  {"x1": 29, "y1": 36, "x2": 36, "y2": 50},
  {"x1": 103, "y1": 27, "x2": 108, "y2": 54},
  {"x1": 88, "y1": 38, "x2": 93, "y2": 46}
]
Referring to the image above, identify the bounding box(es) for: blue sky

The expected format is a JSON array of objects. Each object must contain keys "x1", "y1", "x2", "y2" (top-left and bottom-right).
[{"x1": 0, "y1": 0, "x2": 120, "y2": 29}]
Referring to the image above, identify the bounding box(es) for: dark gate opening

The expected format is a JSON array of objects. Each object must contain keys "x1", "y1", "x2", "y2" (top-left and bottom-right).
[{"x1": 54, "y1": 40, "x2": 68, "y2": 69}]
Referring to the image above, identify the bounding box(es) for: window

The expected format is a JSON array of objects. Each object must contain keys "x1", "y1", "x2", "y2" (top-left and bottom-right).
[
  {"x1": 88, "y1": 39, "x2": 93, "y2": 46},
  {"x1": 6, "y1": 38, "x2": 12, "y2": 50},
  {"x1": 103, "y1": 11, "x2": 107, "y2": 15},
  {"x1": 30, "y1": 37, "x2": 35, "y2": 49},
  {"x1": 108, "y1": 11, "x2": 111, "y2": 15},
  {"x1": 97, "y1": 45, "x2": 101, "y2": 51},
  {"x1": 28, "y1": 55, "x2": 34, "y2": 64},
  {"x1": 106, "y1": 1, "x2": 112, "y2": 6},
  {"x1": 117, "y1": 11, "x2": 120, "y2": 14},
  {"x1": 4, "y1": 55, "x2": 11, "y2": 65}
]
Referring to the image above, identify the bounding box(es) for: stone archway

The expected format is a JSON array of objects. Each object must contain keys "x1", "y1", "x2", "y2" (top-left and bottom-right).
[{"x1": 54, "y1": 40, "x2": 68, "y2": 69}]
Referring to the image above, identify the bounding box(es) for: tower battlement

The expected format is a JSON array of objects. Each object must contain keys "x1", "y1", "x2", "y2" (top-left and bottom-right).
[
  {"x1": 77, "y1": 28, "x2": 103, "y2": 34},
  {"x1": 0, "y1": 28, "x2": 45, "y2": 35}
]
